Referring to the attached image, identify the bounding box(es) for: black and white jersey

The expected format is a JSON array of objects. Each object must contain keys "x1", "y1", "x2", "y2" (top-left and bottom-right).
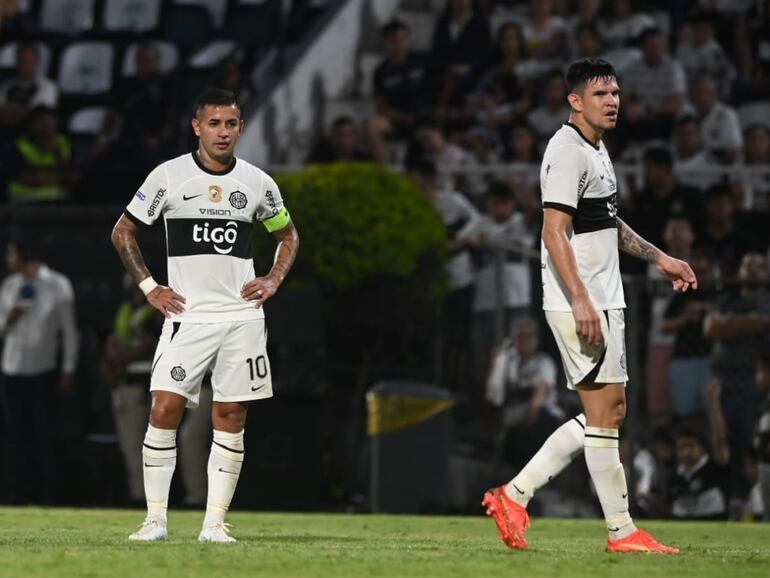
[
  {"x1": 540, "y1": 123, "x2": 625, "y2": 312},
  {"x1": 125, "y1": 152, "x2": 289, "y2": 323}
]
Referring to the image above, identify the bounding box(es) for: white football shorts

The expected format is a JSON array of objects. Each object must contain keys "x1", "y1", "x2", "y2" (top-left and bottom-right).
[
  {"x1": 150, "y1": 319, "x2": 273, "y2": 408},
  {"x1": 544, "y1": 308, "x2": 628, "y2": 389}
]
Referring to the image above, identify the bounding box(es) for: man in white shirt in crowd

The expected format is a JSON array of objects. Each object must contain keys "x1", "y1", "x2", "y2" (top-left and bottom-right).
[
  {"x1": 689, "y1": 75, "x2": 743, "y2": 164},
  {"x1": 0, "y1": 236, "x2": 78, "y2": 504},
  {"x1": 0, "y1": 42, "x2": 58, "y2": 129}
]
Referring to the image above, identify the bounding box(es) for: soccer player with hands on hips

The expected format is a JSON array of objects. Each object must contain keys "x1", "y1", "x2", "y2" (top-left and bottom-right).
[
  {"x1": 111, "y1": 88, "x2": 299, "y2": 543},
  {"x1": 483, "y1": 59, "x2": 696, "y2": 554}
]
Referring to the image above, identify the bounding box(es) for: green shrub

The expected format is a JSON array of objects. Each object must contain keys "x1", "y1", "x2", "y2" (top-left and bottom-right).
[{"x1": 258, "y1": 162, "x2": 446, "y2": 289}]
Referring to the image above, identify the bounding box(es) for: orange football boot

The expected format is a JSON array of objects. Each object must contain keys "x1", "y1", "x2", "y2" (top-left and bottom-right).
[
  {"x1": 481, "y1": 486, "x2": 530, "y2": 550},
  {"x1": 606, "y1": 529, "x2": 680, "y2": 554}
]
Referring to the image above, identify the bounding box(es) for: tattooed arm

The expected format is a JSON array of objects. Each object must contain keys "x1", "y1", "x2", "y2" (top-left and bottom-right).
[
  {"x1": 617, "y1": 217, "x2": 661, "y2": 264},
  {"x1": 617, "y1": 217, "x2": 698, "y2": 292},
  {"x1": 241, "y1": 221, "x2": 300, "y2": 307},
  {"x1": 111, "y1": 214, "x2": 186, "y2": 318}
]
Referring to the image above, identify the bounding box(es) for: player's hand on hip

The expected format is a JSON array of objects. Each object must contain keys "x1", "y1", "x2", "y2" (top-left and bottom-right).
[
  {"x1": 147, "y1": 286, "x2": 186, "y2": 318},
  {"x1": 572, "y1": 292, "x2": 603, "y2": 346},
  {"x1": 241, "y1": 276, "x2": 279, "y2": 309},
  {"x1": 656, "y1": 254, "x2": 698, "y2": 292}
]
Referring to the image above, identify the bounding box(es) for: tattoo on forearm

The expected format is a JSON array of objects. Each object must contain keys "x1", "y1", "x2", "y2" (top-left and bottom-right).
[
  {"x1": 617, "y1": 218, "x2": 660, "y2": 264},
  {"x1": 269, "y1": 225, "x2": 299, "y2": 283},
  {"x1": 114, "y1": 228, "x2": 150, "y2": 283}
]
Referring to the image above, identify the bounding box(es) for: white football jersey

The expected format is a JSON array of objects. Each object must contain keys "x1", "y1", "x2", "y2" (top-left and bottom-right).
[
  {"x1": 125, "y1": 152, "x2": 289, "y2": 322},
  {"x1": 540, "y1": 123, "x2": 625, "y2": 312}
]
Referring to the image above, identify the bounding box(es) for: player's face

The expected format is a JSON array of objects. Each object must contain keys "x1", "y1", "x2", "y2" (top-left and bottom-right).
[
  {"x1": 192, "y1": 105, "x2": 243, "y2": 164},
  {"x1": 570, "y1": 76, "x2": 619, "y2": 133}
]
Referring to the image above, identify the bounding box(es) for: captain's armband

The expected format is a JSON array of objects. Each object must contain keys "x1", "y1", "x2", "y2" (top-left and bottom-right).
[{"x1": 262, "y1": 207, "x2": 291, "y2": 232}]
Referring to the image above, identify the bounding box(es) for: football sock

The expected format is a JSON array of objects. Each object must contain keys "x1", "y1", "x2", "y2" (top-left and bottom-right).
[
  {"x1": 142, "y1": 425, "x2": 177, "y2": 521},
  {"x1": 584, "y1": 426, "x2": 636, "y2": 540},
  {"x1": 203, "y1": 429, "x2": 245, "y2": 527},
  {"x1": 505, "y1": 414, "x2": 586, "y2": 507}
]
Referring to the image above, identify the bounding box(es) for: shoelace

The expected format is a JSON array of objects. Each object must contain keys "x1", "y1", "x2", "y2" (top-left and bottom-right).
[
  {"x1": 206, "y1": 522, "x2": 233, "y2": 534},
  {"x1": 137, "y1": 518, "x2": 161, "y2": 530}
]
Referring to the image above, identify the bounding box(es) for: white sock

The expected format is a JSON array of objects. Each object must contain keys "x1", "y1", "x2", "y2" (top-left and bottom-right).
[
  {"x1": 505, "y1": 414, "x2": 586, "y2": 507},
  {"x1": 203, "y1": 429, "x2": 245, "y2": 527},
  {"x1": 584, "y1": 426, "x2": 636, "y2": 540},
  {"x1": 142, "y1": 424, "x2": 177, "y2": 521}
]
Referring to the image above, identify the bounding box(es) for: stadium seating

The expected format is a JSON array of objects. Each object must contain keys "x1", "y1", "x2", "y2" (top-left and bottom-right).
[
  {"x1": 103, "y1": 0, "x2": 162, "y2": 33},
  {"x1": 57, "y1": 42, "x2": 114, "y2": 95},
  {"x1": 40, "y1": 0, "x2": 95, "y2": 34}
]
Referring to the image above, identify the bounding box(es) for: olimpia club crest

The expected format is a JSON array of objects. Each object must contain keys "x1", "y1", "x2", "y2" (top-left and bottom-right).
[
  {"x1": 229, "y1": 190, "x2": 247, "y2": 209},
  {"x1": 209, "y1": 185, "x2": 223, "y2": 203}
]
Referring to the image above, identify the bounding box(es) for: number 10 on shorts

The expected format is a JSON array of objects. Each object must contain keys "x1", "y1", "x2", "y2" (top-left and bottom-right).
[{"x1": 245, "y1": 355, "x2": 268, "y2": 380}]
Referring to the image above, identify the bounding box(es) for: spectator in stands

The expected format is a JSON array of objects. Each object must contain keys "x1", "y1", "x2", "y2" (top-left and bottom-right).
[
  {"x1": 573, "y1": 22, "x2": 602, "y2": 60},
  {"x1": 689, "y1": 75, "x2": 743, "y2": 164},
  {"x1": 634, "y1": 427, "x2": 676, "y2": 518},
  {"x1": 667, "y1": 381, "x2": 731, "y2": 520},
  {"x1": 432, "y1": 0, "x2": 490, "y2": 126},
  {"x1": 307, "y1": 116, "x2": 371, "y2": 164},
  {"x1": 565, "y1": 0, "x2": 602, "y2": 57},
  {"x1": 405, "y1": 118, "x2": 472, "y2": 172},
  {"x1": 476, "y1": 22, "x2": 532, "y2": 118},
  {"x1": 755, "y1": 349, "x2": 770, "y2": 520},
  {"x1": 704, "y1": 252, "x2": 770, "y2": 486},
  {"x1": 676, "y1": 11, "x2": 736, "y2": 97},
  {"x1": 627, "y1": 147, "x2": 700, "y2": 249},
  {"x1": 107, "y1": 42, "x2": 178, "y2": 157},
  {"x1": 0, "y1": 42, "x2": 57, "y2": 131},
  {"x1": 409, "y1": 159, "x2": 481, "y2": 394},
  {"x1": 486, "y1": 316, "x2": 562, "y2": 470},
  {"x1": 695, "y1": 186, "x2": 751, "y2": 279},
  {"x1": 621, "y1": 28, "x2": 686, "y2": 141},
  {"x1": 100, "y1": 274, "x2": 162, "y2": 505},
  {"x1": 502, "y1": 120, "x2": 541, "y2": 190},
  {"x1": 739, "y1": 125, "x2": 770, "y2": 211},
  {"x1": 660, "y1": 250, "x2": 715, "y2": 419},
  {"x1": 214, "y1": 57, "x2": 252, "y2": 105},
  {"x1": 0, "y1": 236, "x2": 78, "y2": 504},
  {"x1": 470, "y1": 181, "x2": 535, "y2": 389},
  {"x1": 526, "y1": 69, "x2": 570, "y2": 144},
  {"x1": 672, "y1": 116, "x2": 720, "y2": 191},
  {"x1": 6, "y1": 107, "x2": 76, "y2": 203},
  {"x1": 736, "y1": 0, "x2": 770, "y2": 101},
  {"x1": 645, "y1": 215, "x2": 696, "y2": 419},
  {"x1": 599, "y1": 0, "x2": 655, "y2": 51},
  {"x1": 365, "y1": 20, "x2": 434, "y2": 164},
  {"x1": 520, "y1": 0, "x2": 566, "y2": 62}
]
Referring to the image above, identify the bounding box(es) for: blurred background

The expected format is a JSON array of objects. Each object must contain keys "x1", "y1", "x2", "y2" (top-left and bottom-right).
[{"x1": 0, "y1": 0, "x2": 769, "y2": 523}]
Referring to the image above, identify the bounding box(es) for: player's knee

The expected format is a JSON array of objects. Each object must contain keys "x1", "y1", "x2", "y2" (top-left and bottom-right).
[
  {"x1": 213, "y1": 404, "x2": 247, "y2": 432},
  {"x1": 150, "y1": 402, "x2": 183, "y2": 429}
]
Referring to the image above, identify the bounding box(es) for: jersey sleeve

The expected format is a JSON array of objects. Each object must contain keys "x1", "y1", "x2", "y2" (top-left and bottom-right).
[
  {"x1": 124, "y1": 164, "x2": 169, "y2": 227},
  {"x1": 541, "y1": 145, "x2": 589, "y2": 215},
  {"x1": 257, "y1": 172, "x2": 291, "y2": 232}
]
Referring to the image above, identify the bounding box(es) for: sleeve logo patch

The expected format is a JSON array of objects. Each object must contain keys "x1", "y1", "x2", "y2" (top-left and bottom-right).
[
  {"x1": 135, "y1": 191, "x2": 146, "y2": 201},
  {"x1": 209, "y1": 185, "x2": 223, "y2": 203},
  {"x1": 229, "y1": 190, "x2": 247, "y2": 209},
  {"x1": 147, "y1": 188, "x2": 166, "y2": 217}
]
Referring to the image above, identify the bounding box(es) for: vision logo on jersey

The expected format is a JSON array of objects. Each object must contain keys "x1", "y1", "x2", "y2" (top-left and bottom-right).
[
  {"x1": 229, "y1": 190, "x2": 247, "y2": 209},
  {"x1": 209, "y1": 185, "x2": 223, "y2": 203},
  {"x1": 166, "y1": 218, "x2": 253, "y2": 258}
]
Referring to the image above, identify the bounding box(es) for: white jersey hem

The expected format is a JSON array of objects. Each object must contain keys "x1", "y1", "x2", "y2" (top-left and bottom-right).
[{"x1": 543, "y1": 302, "x2": 627, "y2": 312}]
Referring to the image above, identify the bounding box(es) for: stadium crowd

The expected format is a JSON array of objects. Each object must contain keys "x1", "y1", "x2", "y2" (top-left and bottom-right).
[{"x1": 0, "y1": 0, "x2": 769, "y2": 521}]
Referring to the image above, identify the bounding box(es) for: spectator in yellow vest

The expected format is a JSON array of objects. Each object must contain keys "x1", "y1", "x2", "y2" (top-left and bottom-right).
[{"x1": 8, "y1": 107, "x2": 77, "y2": 203}]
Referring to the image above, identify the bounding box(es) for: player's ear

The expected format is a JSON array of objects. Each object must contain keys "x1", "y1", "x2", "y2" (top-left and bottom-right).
[
  {"x1": 567, "y1": 91, "x2": 582, "y2": 113},
  {"x1": 191, "y1": 116, "x2": 201, "y2": 137},
  {"x1": 239, "y1": 119, "x2": 245, "y2": 135}
]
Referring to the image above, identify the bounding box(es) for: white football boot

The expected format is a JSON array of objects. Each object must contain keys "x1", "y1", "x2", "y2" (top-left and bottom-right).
[
  {"x1": 128, "y1": 516, "x2": 168, "y2": 541},
  {"x1": 198, "y1": 522, "x2": 236, "y2": 543}
]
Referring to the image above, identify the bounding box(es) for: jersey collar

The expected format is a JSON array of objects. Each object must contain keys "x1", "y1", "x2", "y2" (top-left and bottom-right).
[
  {"x1": 565, "y1": 122, "x2": 600, "y2": 151},
  {"x1": 192, "y1": 150, "x2": 237, "y2": 175}
]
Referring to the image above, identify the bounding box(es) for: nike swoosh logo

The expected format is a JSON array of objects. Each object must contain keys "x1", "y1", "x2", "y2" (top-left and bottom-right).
[
  {"x1": 512, "y1": 483, "x2": 525, "y2": 495},
  {"x1": 217, "y1": 467, "x2": 239, "y2": 475},
  {"x1": 608, "y1": 526, "x2": 620, "y2": 532},
  {"x1": 182, "y1": 194, "x2": 202, "y2": 201},
  {"x1": 251, "y1": 384, "x2": 266, "y2": 392},
  {"x1": 144, "y1": 463, "x2": 163, "y2": 468},
  {"x1": 622, "y1": 493, "x2": 628, "y2": 499},
  {"x1": 600, "y1": 174, "x2": 605, "y2": 180}
]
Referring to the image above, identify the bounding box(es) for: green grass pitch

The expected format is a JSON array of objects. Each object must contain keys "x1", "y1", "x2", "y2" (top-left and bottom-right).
[{"x1": 0, "y1": 507, "x2": 768, "y2": 578}]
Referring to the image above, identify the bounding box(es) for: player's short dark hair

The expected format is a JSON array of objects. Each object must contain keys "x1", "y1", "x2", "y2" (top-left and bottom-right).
[
  {"x1": 381, "y1": 19, "x2": 408, "y2": 37},
  {"x1": 194, "y1": 88, "x2": 239, "y2": 115},
  {"x1": 565, "y1": 58, "x2": 617, "y2": 94},
  {"x1": 643, "y1": 146, "x2": 673, "y2": 168}
]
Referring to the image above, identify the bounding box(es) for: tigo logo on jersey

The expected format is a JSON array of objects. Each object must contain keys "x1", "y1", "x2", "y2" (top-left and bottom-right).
[
  {"x1": 229, "y1": 190, "x2": 247, "y2": 209},
  {"x1": 192, "y1": 221, "x2": 239, "y2": 254},
  {"x1": 209, "y1": 185, "x2": 223, "y2": 203}
]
